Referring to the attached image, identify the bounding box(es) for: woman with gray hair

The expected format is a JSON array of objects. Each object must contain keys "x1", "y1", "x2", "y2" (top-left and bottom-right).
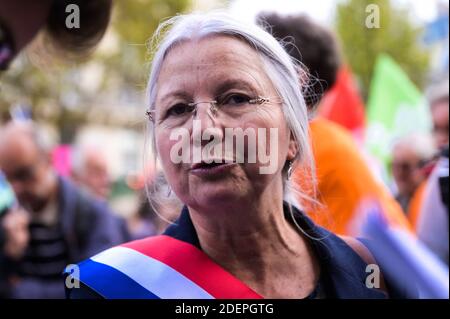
[{"x1": 65, "y1": 12, "x2": 400, "y2": 299}]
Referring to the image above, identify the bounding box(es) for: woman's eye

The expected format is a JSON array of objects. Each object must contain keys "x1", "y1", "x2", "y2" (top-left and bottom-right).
[
  {"x1": 223, "y1": 94, "x2": 250, "y2": 106},
  {"x1": 167, "y1": 103, "x2": 192, "y2": 116}
]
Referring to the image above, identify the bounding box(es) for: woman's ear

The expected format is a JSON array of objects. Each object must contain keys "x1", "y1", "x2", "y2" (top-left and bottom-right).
[{"x1": 286, "y1": 131, "x2": 299, "y2": 161}]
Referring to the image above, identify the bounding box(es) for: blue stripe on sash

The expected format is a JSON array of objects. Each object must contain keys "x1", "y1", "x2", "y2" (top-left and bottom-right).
[{"x1": 79, "y1": 259, "x2": 160, "y2": 299}]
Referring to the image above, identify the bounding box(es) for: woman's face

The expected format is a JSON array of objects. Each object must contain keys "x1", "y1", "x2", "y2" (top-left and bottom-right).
[{"x1": 153, "y1": 35, "x2": 297, "y2": 211}]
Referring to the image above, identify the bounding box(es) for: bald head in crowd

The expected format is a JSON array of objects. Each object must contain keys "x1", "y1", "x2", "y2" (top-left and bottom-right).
[
  {"x1": 71, "y1": 145, "x2": 111, "y2": 200},
  {"x1": 0, "y1": 122, "x2": 57, "y2": 213}
]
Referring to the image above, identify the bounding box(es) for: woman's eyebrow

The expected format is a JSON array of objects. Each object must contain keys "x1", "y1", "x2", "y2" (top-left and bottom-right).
[
  {"x1": 158, "y1": 79, "x2": 258, "y2": 104},
  {"x1": 158, "y1": 91, "x2": 191, "y2": 106},
  {"x1": 214, "y1": 79, "x2": 258, "y2": 95}
]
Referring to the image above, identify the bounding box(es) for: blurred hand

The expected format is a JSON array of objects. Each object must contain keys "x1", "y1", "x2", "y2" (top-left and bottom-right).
[{"x1": 2, "y1": 207, "x2": 30, "y2": 260}]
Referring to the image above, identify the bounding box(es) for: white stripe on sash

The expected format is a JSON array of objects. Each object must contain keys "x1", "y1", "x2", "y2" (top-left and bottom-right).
[{"x1": 90, "y1": 246, "x2": 214, "y2": 299}]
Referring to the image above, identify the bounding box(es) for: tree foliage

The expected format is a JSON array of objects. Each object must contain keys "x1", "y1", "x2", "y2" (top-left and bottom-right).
[{"x1": 335, "y1": 0, "x2": 430, "y2": 98}]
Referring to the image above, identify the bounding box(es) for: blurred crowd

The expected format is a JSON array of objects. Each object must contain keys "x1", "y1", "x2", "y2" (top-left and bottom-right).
[{"x1": 0, "y1": 0, "x2": 448, "y2": 299}]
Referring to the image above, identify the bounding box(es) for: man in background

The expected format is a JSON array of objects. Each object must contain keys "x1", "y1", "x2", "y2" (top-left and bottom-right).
[
  {"x1": 71, "y1": 145, "x2": 111, "y2": 201},
  {"x1": 416, "y1": 80, "x2": 449, "y2": 264},
  {"x1": 391, "y1": 134, "x2": 436, "y2": 214},
  {"x1": 0, "y1": 122, "x2": 127, "y2": 298}
]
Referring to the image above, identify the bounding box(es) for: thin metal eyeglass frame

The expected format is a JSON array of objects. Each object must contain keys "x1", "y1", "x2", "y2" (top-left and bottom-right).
[{"x1": 145, "y1": 97, "x2": 272, "y2": 122}]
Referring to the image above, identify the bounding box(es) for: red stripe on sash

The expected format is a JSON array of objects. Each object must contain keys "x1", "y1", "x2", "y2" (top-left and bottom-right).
[{"x1": 121, "y1": 235, "x2": 263, "y2": 299}]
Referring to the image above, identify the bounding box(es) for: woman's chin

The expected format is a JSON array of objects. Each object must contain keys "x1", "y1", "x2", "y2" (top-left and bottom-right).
[{"x1": 190, "y1": 182, "x2": 248, "y2": 208}]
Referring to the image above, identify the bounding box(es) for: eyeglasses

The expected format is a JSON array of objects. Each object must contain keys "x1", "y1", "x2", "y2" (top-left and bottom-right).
[
  {"x1": 146, "y1": 94, "x2": 280, "y2": 125},
  {"x1": 391, "y1": 160, "x2": 426, "y2": 173}
]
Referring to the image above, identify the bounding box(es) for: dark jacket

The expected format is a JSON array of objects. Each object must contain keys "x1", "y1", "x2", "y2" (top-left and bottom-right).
[
  {"x1": 67, "y1": 203, "x2": 404, "y2": 299},
  {"x1": 0, "y1": 176, "x2": 129, "y2": 298}
]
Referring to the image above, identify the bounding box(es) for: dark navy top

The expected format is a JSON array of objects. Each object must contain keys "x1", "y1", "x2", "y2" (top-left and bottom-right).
[{"x1": 67, "y1": 203, "x2": 405, "y2": 299}]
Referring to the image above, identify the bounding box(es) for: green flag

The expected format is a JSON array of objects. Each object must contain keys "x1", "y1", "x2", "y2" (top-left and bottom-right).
[{"x1": 365, "y1": 54, "x2": 431, "y2": 174}]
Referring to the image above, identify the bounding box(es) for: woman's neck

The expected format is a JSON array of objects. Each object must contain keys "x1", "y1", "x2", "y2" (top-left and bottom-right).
[{"x1": 188, "y1": 188, "x2": 319, "y2": 298}]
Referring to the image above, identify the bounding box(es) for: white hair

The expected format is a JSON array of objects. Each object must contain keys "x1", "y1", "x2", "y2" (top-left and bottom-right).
[
  {"x1": 144, "y1": 11, "x2": 317, "y2": 215},
  {"x1": 392, "y1": 133, "x2": 437, "y2": 161},
  {"x1": 71, "y1": 143, "x2": 101, "y2": 176}
]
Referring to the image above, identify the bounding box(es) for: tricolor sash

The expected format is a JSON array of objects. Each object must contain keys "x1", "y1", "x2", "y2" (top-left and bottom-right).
[{"x1": 67, "y1": 235, "x2": 263, "y2": 299}]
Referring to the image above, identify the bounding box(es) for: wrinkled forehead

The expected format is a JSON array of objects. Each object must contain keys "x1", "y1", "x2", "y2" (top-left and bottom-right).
[
  {"x1": 162, "y1": 35, "x2": 262, "y2": 68},
  {"x1": 155, "y1": 35, "x2": 274, "y2": 100},
  {"x1": 392, "y1": 145, "x2": 419, "y2": 161}
]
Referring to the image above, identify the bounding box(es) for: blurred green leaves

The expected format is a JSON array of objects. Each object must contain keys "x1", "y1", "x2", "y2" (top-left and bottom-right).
[{"x1": 336, "y1": 0, "x2": 430, "y2": 99}]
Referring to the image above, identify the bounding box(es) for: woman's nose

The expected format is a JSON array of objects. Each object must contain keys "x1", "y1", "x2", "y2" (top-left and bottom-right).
[
  {"x1": 201, "y1": 126, "x2": 224, "y2": 146},
  {"x1": 190, "y1": 102, "x2": 224, "y2": 146},
  {"x1": 192, "y1": 102, "x2": 217, "y2": 123},
  {"x1": 191, "y1": 102, "x2": 222, "y2": 133}
]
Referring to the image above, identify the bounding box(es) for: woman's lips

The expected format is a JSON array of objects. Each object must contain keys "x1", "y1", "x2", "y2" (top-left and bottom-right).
[{"x1": 190, "y1": 160, "x2": 237, "y2": 176}]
